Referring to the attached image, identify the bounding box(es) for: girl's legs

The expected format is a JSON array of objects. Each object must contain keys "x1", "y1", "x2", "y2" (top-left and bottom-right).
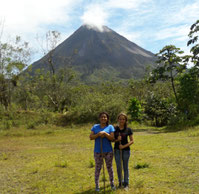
[
  {"x1": 104, "y1": 152, "x2": 114, "y2": 186},
  {"x1": 94, "y1": 152, "x2": 103, "y2": 188},
  {"x1": 114, "y1": 149, "x2": 122, "y2": 184},
  {"x1": 122, "y1": 150, "x2": 130, "y2": 186}
]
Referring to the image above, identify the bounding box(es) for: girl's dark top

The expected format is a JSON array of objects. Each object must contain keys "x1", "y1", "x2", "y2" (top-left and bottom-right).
[{"x1": 114, "y1": 126, "x2": 133, "y2": 150}]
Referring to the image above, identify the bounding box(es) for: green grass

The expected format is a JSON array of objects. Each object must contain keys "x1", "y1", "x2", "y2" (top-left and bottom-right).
[{"x1": 0, "y1": 124, "x2": 199, "y2": 193}]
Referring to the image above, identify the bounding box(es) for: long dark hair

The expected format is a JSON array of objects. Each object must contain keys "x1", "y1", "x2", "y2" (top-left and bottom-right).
[
  {"x1": 117, "y1": 112, "x2": 128, "y2": 129},
  {"x1": 99, "y1": 112, "x2": 109, "y2": 126}
]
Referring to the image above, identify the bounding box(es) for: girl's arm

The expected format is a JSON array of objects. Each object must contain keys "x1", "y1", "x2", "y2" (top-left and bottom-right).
[
  {"x1": 89, "y1": 131, "x2": 99, "y2": 140},
  {"x1": 119, "y1": 135, "x2": 134, "y2": 149},
  {"x1": 90, "y1": 131, "x2": 106, "y2": 140},
  {"x1": 114, "y1": 135, "x2": 122, "y2": 142},
  {"x1": 99, "y1": 131, "x2": 114, "y2": 141}
]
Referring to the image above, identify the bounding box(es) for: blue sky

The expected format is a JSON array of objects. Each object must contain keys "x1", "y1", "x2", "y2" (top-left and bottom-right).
[{"x1": 1, "y1": 0, "x2": 199, "y2": 62}]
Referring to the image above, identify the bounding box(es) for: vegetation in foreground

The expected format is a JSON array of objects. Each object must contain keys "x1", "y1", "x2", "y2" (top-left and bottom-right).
[{"x1": 0, "y1": 124, "x2": 199, "y2": 193}]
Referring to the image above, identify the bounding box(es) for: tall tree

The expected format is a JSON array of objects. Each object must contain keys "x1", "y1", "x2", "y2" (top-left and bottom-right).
[
  {"x1": 178, "y1": 68, "x2": 199, "y2": 118},
  {"x1": 0, "y1": 36, "x2": 31, "y2": 109},
  {"x1": 149, "y1": 45, "x2": 186, "y2": 103},
  {"x1": 34, "y1": 31, "x2": 76, "y2": 112},
  {"x1": 187, "y1": 19, "x2": 199, "y2": 71}
]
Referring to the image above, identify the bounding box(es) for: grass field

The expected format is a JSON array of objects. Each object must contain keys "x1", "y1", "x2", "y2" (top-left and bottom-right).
[{"x1": 0, "y1": 124, "x2": 199, "y2": 194}]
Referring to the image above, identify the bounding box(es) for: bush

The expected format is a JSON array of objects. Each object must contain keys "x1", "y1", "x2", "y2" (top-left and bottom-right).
[
  {"x1": 134, "y1": 163, "x2": 149, "y2": 169},
  {"x1": 144, "y1": 93, "x2": 177, "y2": 127},
  {"x1": 128, "y1": 97, "x2": 143, "y2": 122},
  {"x1": 177, "y1": 69, "x2": 199, "y2": 119},
  {"x1": 57, "y1": 92, "x2": 126, "y2": 125}
]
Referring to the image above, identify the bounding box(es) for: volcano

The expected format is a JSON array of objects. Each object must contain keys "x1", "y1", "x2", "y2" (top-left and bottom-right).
[{"x1": 31, "y1": 25, "x2": 156, "y2": 83}]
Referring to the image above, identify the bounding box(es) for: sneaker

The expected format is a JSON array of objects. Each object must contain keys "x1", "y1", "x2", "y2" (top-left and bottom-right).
[
  {"x1": 124, "y1": 185, "x2": 129, "y2": 191},
  {"x1": 95, "y1": 186, "x2": 100, "y2": 192},
  {"x1": 118, "y1": 182, "x2": 122, "y2": 188},
  {"x1": 111, "y1": 183, "x2": 116, "y2": 190},
  {"x1": 124, "y1": 183, "x2": 129, "y2": 191}
]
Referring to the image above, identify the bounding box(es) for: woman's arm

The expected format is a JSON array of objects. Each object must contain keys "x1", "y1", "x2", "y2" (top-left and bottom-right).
[
  {"x1": 90, "y1": 130, "x2": 115, "y2": 141},
  {"x1": 89, "y1": 131, "x2": 99, "y2": 140},
  {"x1": 97, "y1": 131, "x2": 114, "y2": 141},
  {"x1": 114, "y1": 135, "x2": 121, "y2": 142},
  {"x1": 105, "y1": 132, "x2": 114, "y2": 141},
  {"x1": 90, "y1": 131, "x2": 107, "y2": 140},
  {"x1": 119, "y1": 135, "x2": 134, "y2": 149}
]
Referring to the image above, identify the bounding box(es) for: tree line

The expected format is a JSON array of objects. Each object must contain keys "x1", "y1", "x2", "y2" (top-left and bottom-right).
[{"x1": 0, "y1": 20, "x2": 199, "y2": 129}]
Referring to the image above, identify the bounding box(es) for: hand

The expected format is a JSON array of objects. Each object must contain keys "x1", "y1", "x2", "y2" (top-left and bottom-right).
[
  {"x1": 117, "y1": 135, "x2": 122, "y2": 141},
  {"x1": 119, "y1": 144, "x2": 124, "y2": 150},
  {"x1": 98, "y1": 131, "x2": 105, "y2": 138}
]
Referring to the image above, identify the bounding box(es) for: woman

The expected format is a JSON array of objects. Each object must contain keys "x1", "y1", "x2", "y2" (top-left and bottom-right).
[
  {"x1": 90, "y1": 112, "x2": 115, "y2": 192},
  {"x1": 114, "y1": 113, "x2": 134, "y2": 189}
]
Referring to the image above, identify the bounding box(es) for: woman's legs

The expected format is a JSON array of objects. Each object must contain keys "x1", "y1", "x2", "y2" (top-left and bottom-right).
[
  {"x1": 122, "y1": 150, "x2": 130, "y2": 186},
  {"x1": 114, "y1": 149, "x2": 122, "y2": 184},
  {"x1": 104, "y1": 152, "x2": 114, "y2": 186},
  {"x1": 94, "y1": 152, "x2": 103, "y2": 187}
]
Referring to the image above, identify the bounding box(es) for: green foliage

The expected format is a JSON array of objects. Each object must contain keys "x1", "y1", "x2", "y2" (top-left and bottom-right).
[
  {"x1": 0, "y1": 36, "x2": 31, "y2": 109},
  {"x1": 188, "y1": 19, "x2": 199, "y2": 69},
  {"x1": 128, "y1": 97, "x2": 142, "y2": 121},
  {"x1": 1, "y1": 20, "x2": 199, "y2": 128},
  {"x1": 0, "y1": 152, "x2": 8, "y2": 160},
  {"x1": 53, "y1": 82, "x2": 128, "y2": 125},
  {"x1": 149, "y1": 45, "x2": 187, "y2": 103},
  {"x1": 178, "y1": 68, "x2": 199, "y2": 119},
  {"x1": 3, "y1": 120, "x2": 12, "y2": 130},
  {"x1": 88, "y1": 159, "x2": 95, "y2": 168},
  {"x1": 61, "y1": 93, "x2": 125, "y2": 125},
  {"x1": 26, "y1": 122, "x2": 36, "y2": 130},
  {"x1": 134, "y1": 163, "x2": 149, "y2": 169},
  {"x1": 144, "y1": 93, "x2": 177, "y2": 127},
  {"x1": 54, "y1": 160, "x2": 68, "y2": 168},
  {"x1": 0, "y1": 109, "x2": 56, "y2": 130}
]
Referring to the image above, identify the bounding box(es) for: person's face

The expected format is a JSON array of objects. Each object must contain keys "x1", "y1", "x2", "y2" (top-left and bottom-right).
[
  {"x1": 100, "y1": 114, "x2": 108, "y2": 125},
  {"x1": 118, "y1": 115, "x2": 126, "y2": 126}
]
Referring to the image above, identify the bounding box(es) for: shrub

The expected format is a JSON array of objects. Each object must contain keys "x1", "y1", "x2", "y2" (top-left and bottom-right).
[
  {"x1": 88, "y1": 159, "x2": 95, "y2": 168},
  {"x1": 55, "y1": 160, "x2": 68, "y2": 168},
  {"x1": 144, "y1": 93, "x2": 177, "y2": 127},
  {"x1": 134, "y1": 163, "x2": 149, "y2": 169},
  {"x1": 27, "y1": 122, "x2": 36, "y2": 129},
  {"x1": 128, "y1": 97, "x2": 143, "y2": 121},
  {"x1": 177, "y1": 69, "x2": 199, "y2": 119}
]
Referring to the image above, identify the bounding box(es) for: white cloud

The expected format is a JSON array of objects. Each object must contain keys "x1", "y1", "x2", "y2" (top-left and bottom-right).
[
  {"x1": 106, "y1": 0, "x2": 152, "y2": 10},
  {"x1": 114, "y1": 24, "x2": 142, "y2": 45},
  {"x1": 80, "y1": 0, "x2": 152, "y2": 33},
  {"x1": 80, "y1": 4, "x2": 109, "y2": 31},
  {"x1": 0, "y1": 0, "x2": 198, "y2": 63},
  {"x1": 166, "y1": 1, "x2": 199, "y2": 25},
  {"x1": 0, "y1": 0, "x2": 80, "y2": 39},
  {"x1": 154, "y1": 25, "x2": 190, "y2": 41}
]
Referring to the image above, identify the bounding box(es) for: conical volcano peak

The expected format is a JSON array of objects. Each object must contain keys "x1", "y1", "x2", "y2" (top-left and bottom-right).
[
  {"x1": 31, "y1": 24, "x2": 157, "y2": 82},
  {"x1": 82, "y1": 23, "x2": 111, "y2": 32}
]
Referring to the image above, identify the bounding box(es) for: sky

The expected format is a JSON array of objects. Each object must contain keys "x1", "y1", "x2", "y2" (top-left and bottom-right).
[{"x1": 0, "y1": 0, "x2": 199, "y2": 63}]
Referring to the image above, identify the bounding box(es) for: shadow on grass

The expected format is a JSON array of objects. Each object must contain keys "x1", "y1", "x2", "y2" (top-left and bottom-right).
[
  {"x1": 74, "y1": 186, "x2": 114, "y2": 194},
  {"x1": 74, "y1": 189, "x2": 113, "y2": 194},
  {"x1": 74, "y1": 189, "x2": 95, "y2": 194}
]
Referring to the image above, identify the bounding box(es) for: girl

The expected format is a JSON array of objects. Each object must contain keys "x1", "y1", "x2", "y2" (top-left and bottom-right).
[
  {"x1": 114, "y1": 113, "x2": 134, "y2": 189},
  {"x1": 90, "y1": 112, "x2": 115, "y2": 192}
]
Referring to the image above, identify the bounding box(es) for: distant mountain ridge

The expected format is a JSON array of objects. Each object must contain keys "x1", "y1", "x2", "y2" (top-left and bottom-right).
[{"x1": 31, "y1": 25, "x2": 157, "y2": 83}]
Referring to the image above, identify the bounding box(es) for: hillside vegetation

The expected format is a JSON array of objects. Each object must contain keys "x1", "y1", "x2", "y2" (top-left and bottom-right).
[{"x1": 1, "y1": 21, "x2": 199, "y2": 128}]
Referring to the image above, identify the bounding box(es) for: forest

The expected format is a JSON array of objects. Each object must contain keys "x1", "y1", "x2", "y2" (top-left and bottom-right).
[{"x1": 0, "y1": 20, "x2": 199, "y2": 130}]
